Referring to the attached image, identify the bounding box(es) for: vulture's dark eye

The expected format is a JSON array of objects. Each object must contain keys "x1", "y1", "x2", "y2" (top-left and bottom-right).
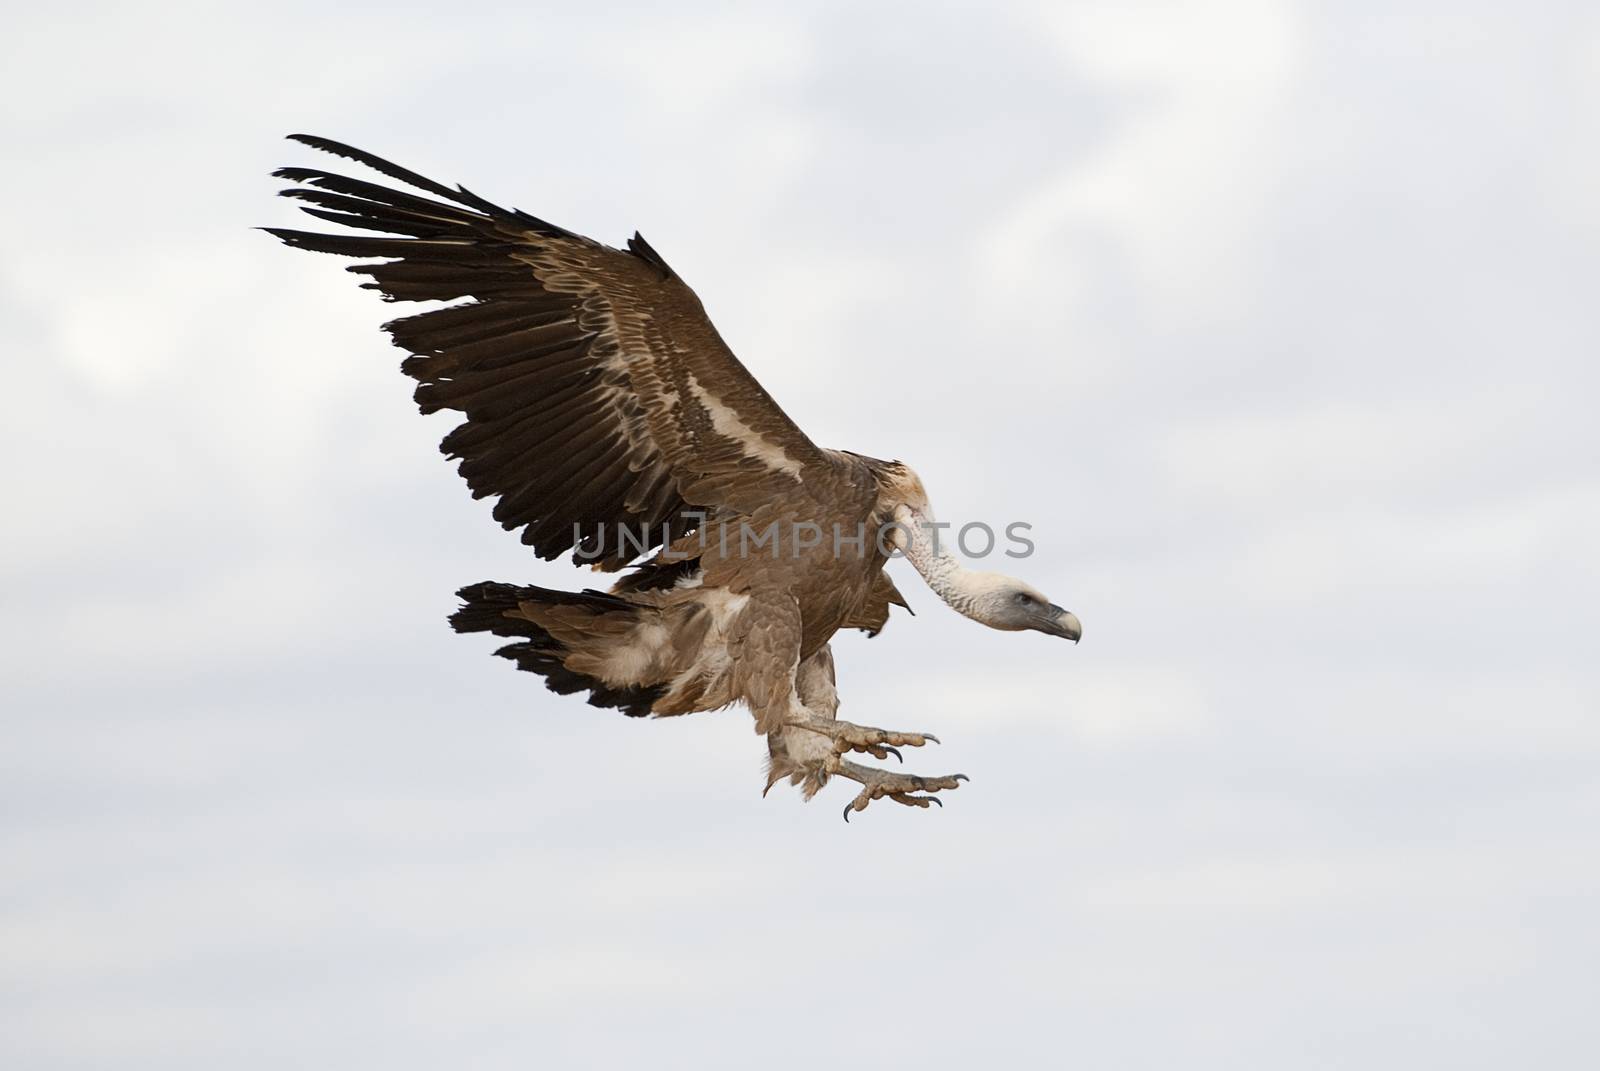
[{"x1": 1015, "y1": 592, "x2": 1034, "y2": 605}]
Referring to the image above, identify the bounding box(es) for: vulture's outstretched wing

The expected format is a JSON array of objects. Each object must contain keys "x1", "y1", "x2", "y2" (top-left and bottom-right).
[{"x1": 266, "y1": 134, "x2": 835, "y2": 569}]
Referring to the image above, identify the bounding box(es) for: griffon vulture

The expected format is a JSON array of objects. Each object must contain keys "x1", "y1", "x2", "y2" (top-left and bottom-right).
[{"x1": 267, "y1": 135, "x2": 1081, "y2": 819}]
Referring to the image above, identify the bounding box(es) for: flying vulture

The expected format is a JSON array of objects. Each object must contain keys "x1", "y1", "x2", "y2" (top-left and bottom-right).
[{"x1": 267, "y1": 135, "x2": 1082, "y2": 819}]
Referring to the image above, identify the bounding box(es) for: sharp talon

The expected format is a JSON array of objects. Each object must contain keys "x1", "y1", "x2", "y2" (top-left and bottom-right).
[
  {"x1": 883, "y1": 745, "x2": 903, "y2": 764},
  {"x1": 842, "y1": 803, "x2": 852, "y2": 823},
  {"x1": 927, "y1": 796, "x2": 942, "y2": 808},
  {"x1": 952, "y1": 774, "x2": 969, "y2": 782},
  {"x1": 925, "y1": 734, "x2": 941, "y2": 745}
]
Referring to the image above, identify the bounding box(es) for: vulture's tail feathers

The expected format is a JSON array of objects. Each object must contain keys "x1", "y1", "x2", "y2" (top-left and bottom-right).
[{"x1": 451, "y1": 582, "x2": 666, "y2": 718}]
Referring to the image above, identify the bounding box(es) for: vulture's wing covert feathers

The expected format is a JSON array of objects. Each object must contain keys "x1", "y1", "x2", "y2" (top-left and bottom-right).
[{"x1": 266, "y1": 134, "x2": 832, "y2": 569}]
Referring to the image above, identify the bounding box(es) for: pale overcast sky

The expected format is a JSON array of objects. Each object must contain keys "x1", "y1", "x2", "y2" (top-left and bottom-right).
[{"x1": 3, "y1": 2, "x2": 1598, "y2": 1067}]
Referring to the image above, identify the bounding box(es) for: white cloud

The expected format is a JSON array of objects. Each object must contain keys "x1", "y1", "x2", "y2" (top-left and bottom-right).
[{"x1": 979, "y1": 0, "x2": 1299, "y2": 339}]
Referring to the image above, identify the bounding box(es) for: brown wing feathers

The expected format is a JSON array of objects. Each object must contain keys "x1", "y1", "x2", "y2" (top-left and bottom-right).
[
  {"x1": 265, "y1": 135, "x2": 689, "y2": 569},
  {"x1": 267, "y1": 134, "x2": 855, "y2": 578}
]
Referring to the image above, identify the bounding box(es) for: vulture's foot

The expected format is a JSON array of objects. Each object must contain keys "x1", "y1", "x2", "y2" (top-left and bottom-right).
[
  {"x1": 791, "y1": 718, "x2": 940, "y2": 763},
  {"x1": 834, "y1": 759, "x2": 968, "y2": 821}
]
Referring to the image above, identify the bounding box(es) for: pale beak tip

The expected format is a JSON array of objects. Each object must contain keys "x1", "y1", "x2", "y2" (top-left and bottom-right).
[{"x1": 1056, "y1": 610, "x2": 1082, "y2": 643}]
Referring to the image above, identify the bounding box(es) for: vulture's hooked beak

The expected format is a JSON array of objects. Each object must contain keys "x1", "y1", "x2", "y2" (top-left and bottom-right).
[{"x1": 1043, "y1": 606, "x2": 1082, "y2": 643}]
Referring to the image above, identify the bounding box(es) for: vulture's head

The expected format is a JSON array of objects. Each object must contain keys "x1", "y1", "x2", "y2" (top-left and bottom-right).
[{"x1": 963, "y1": 574, "x2": 1083, "y2": 642}]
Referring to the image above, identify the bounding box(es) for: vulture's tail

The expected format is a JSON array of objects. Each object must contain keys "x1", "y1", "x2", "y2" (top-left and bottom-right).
[{"x1": 451, "y1": 582, "x2": 667, "y2": 717}]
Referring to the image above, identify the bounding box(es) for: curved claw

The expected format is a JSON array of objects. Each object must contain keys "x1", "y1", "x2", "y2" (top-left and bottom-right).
[
  {"x1": 926, "y1": 795, "x2": 943, "y2": 808},
  {"x1": 882, "y1": 745, "x2": 903, "y2": 764},
  {"x1": 924, "y1": 734, "x2": 941, "y2": 746},
  {"x1": 842, "y1": 802, "x2": 854, "y2": 823},
  {"x1": 954, "y1": 774, "x2": 969, "y2": 782}
]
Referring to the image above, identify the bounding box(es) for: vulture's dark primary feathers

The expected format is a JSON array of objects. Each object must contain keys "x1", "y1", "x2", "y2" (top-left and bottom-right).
[{"x1": 268, "y1": 135, "x2": 1081, "y2": 818}]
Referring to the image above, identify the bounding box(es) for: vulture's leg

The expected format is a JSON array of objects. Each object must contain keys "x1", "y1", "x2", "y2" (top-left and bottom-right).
[
  {"x1": 833, "y1": 761, "x2": 969, "y2": 821},
  {"x1": 766, "y1": 646, "x2": 962, "y2": 813},
  {"x1": 766, "y1": 645, "x2": 843, "y2": 799},
  {"x1": 787, "y1": 645, "x2": 942, "y2": 758},
  {"x1": 768, "y1": 645, "x2": 919, "y2": 795}
]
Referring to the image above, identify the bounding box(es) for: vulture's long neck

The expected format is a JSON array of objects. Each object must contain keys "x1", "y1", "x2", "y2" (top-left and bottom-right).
[{"x1": 894, "y1": 508, "x2": 992, "y2": 621}]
